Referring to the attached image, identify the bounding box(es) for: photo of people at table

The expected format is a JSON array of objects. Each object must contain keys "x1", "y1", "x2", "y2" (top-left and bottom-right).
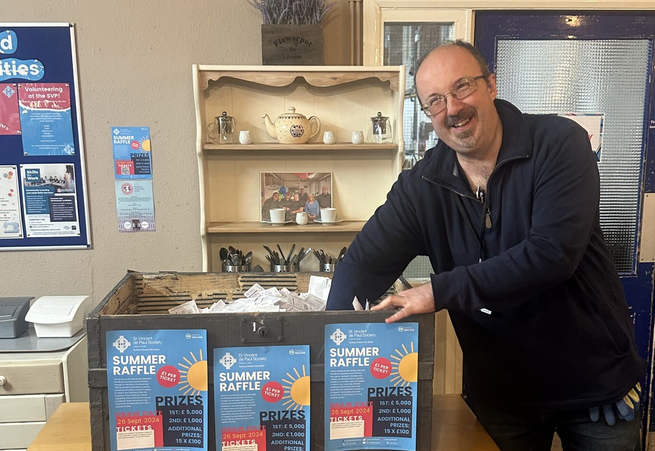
[
  {"x1": 260, "y1": 172, "x2": 332, "y2": 223},
  {"x1": 22, "y1": 164, "x2": 76, "y2": 194}
]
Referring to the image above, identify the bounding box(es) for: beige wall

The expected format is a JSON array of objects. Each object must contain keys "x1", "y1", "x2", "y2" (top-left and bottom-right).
[{"x1": 1, "y1": 0, "x2": 352, "y2": 303}]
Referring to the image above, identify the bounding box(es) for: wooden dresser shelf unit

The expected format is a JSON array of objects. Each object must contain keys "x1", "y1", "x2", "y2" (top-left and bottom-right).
[
  {"x1": 203, "y1": 143, "x2": 398, "y2": 152},
  {"x1": 194, "y1": 65, "x2": 405, "y2": 272},
  {"x1": 207, "y1": 220, "x2": 366, "y2": 234}
]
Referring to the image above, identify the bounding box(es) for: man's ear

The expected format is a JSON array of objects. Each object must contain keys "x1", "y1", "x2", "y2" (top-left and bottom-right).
[{"x1": 487, "y1": 74, "x2": 498, "y2": 100}]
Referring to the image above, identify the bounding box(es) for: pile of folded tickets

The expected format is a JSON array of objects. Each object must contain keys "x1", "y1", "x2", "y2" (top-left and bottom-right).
[{"x1": 168, "y1": 275, "x2": 332, "y2": 314}]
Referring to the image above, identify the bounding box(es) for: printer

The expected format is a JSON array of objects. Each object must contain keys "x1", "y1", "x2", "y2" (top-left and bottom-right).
[{"x1": 0, "y1": 297, "x2": 33, "y2": 338}]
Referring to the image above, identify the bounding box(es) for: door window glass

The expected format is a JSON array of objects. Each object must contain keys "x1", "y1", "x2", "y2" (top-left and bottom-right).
[{"x1": 496, "y1": 39, "x2": 651, "y2": 273}]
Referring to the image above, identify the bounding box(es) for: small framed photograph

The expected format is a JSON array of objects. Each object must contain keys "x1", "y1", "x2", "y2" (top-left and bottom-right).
[{"x1": 260, "y1": 172, "x2": 333, "y2": 223}]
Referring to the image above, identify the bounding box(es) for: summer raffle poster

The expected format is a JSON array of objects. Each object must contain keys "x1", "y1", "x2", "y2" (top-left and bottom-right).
[
  {"x1": 214, "y1": 345, "x2": 311, "y2": 451},
  {"x1": 325, "y1": 323, "x2": 419, "y2": 451},
  {"x1": 106, "y1": 329, "x2": 208, "y2": 451},
  {"x1": 112, "y1": 126, "x2": 153, "y2": 179}
]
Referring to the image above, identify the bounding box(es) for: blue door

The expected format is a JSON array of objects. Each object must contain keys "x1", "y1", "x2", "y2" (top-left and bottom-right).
[{"x1": 475, "y1": 11, "x2": 655, "y2": 440}]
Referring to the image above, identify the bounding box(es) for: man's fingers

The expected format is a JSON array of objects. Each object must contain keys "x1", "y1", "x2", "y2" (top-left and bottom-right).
[
  {"x1": 386, "y1": 306, "x2": 412, "y2": 323},
  {"x1": 371, "y1": 297, "x2": 392, "y2": 310}
]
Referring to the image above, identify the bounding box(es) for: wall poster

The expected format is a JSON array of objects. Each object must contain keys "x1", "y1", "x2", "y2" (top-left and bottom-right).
[
  {"x1": 325, "y1": 323, "x2": 419, "y2": 451},
  {"x1": 112, "y1": 126, "x2": 156, "y2": 232},
  {"x1": 0, "y1": 166, "x2": 21, "y2": 238},
  {"x1": 20, "y1": 163, "x2": 79, "y2": 237},
  {"x1": 0, "y1": 23, "x2": 90, "y2": 250}
]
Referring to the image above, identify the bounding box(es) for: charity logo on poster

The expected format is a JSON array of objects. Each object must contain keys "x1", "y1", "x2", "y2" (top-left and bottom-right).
[
  {"x1": 214, "y1": 345, "x2": 311, "y2": 451},
  {"x1": 106, "y1": 329, "x2": 208, "y2": 451},
  {"x1": 325, "y1": 323, "x2": 419, "y2": 451}
]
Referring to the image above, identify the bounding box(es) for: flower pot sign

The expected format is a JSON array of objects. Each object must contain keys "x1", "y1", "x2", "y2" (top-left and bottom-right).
[{"x1": 262, "y1": 24, "x2": 324, "y2": 65}]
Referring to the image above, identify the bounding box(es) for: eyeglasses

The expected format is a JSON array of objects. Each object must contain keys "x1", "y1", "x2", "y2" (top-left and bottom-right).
[{"x1": 420, "y1": 75, "x2": 487, "y2": 117}]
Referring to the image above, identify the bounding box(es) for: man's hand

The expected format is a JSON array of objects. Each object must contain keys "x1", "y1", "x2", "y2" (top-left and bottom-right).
[
  {"x1": 371, "y1": 283, "x2": 436, "y2": 323},
  {"x1": 589, "y1": 382, "x2": 641, "y2": 425}
]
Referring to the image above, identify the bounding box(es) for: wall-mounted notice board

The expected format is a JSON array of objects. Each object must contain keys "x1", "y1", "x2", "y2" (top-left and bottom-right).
[{"x1": 0, "y1": 23, "x2": 90, "y2": 250}]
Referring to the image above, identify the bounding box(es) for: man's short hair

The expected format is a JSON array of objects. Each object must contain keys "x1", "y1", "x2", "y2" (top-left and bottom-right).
[{"x1": 414, "y1": 40, "x2": 492, "y2": 106}]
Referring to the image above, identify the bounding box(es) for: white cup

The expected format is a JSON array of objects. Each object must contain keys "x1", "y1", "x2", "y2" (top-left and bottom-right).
[
  {"x1": 351, "y1": 131, "x2": 364, "y2": 145},
  {"x1": 323, "y1": 131, "x2": 336, "y2": 145},
  {"x1": 296, "y1": 211, "x2": 308, "y2": 225},
  {"x1": 239, "y1": 130, "x2": 252, "y2": 145},
  {"x1": 321, "y1": 207, "x2": 337, "y2": 222},
  {"x1": 269, "y1": 208, "x2": 286, "y2": 223}
]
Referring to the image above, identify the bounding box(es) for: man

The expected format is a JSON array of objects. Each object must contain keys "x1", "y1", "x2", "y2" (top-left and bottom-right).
[
  {"x1": 299, "y1": 187, "x2": 308, "y2": 205},
  {"x1": 326, "y1": 40, "x2": 645, "y2": 451},
  {"x1": 281, "y1": 191, "x2": 294, "y2": 220},
  {"x1": 261, "y1": 191, "x2": 280, "y2": 221},
  {"x1": 316, "y1": 186, "x2": 331, "y2": 208}
]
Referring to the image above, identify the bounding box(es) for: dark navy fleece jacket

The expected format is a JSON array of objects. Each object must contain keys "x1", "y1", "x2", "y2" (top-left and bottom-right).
[{"x1": 327, "y1": 99, "x2": 645, "y2": 409}]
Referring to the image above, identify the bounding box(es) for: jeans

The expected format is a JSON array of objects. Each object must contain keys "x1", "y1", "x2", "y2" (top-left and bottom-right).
[{"x1": 468, "y1": 397, "x2": 641, "y2": 451}]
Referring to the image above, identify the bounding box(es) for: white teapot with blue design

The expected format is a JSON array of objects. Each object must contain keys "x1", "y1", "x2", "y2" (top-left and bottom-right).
[{"x1": 262, "y1": 107, "x2": 321, "y2": 144}]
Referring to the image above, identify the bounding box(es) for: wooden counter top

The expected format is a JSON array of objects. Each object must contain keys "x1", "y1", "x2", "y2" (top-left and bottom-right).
[{"x1": 28, "y1": 395, "x2": 499, "y2": 451}]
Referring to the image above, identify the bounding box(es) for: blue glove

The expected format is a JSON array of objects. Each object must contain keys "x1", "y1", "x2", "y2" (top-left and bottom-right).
[{"x1": 589, "y1": 382, "x2": 641, "y2": 425}]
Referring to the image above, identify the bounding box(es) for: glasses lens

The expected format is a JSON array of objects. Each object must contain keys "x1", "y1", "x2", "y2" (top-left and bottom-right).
[
  {"x1": 423, "y1": 98, "x2": 445, "y2": 116},
  {"x1": 452, "y1": 77, "x2": 478, "y2": 100}
]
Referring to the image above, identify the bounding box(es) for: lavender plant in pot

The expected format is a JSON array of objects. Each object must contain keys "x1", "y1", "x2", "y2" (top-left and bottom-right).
[{"x1": 250, "y1": 0, "x2": 335, "y2": 65}]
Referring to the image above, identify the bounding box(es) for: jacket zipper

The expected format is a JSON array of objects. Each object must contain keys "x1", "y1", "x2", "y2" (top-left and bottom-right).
[
  {"x1": 422, "y1": 176, "x2": 485, "y2": 258},
  {"x1": 478, "y1": 154, "x2": 529, "y2": 232},
  {"x1": 421, "y1": 154, "x2": 529, "y2": 260}
]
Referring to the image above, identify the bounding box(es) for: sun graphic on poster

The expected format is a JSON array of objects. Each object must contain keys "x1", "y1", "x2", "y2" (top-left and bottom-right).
[
  {"x1": 281, "y1": 365, "x2": 310, "y2": 410},
  {"x1": 178, "y1": 350, "x2": 207, "y2": 395},
  {"x1": 139, "y1": 137, "x2": 151, "y2": 151},
  {"x1": 390, "y1": 342, "x2": 418, "y2": 386}
]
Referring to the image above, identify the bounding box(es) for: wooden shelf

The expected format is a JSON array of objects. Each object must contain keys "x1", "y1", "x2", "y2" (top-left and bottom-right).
[
  {"x1": 196, "y1": 67, "x2": 402, "y2": 91},
  {"x1": 195, "y1": 65, "x2": 405, "y2": 270},
  {"x1": 207, "y1": 220, "x2": 366, "y2": 234},
  {"x1": 203, "y1": 143, "x2": 398, "y2": 152}
]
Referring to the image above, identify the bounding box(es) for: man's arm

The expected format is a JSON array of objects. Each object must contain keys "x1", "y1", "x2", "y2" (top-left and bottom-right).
[{"x1": 326, "y1": 172, "x2": 426, "y2": 310}]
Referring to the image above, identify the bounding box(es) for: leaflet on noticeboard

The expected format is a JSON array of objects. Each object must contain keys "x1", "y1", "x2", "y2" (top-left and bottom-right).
[
  {"x1": 106, "y1": 329, "x2": 208, "y2": 451},
  {"x1": 325, "y1": 323, "x2": 419, "y2": 451},
  {"x1": 19, "y1": 83, "x2": 75, "y2": 156},
  {"x1": 214, "y1": 345, "x2": 311, "y2": 451}
]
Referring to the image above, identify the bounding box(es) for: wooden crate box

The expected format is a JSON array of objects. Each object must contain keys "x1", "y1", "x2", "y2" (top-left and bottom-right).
[{"x1": 86, "y1": 272, "x2": 435, "y2": 451}]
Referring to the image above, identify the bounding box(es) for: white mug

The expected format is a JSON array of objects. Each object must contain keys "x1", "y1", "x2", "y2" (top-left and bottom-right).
[
  {"x1": 269, "y1": 208, "x2": 286, "y2": 223},
  {"x1": 323, "y1": 131, "x2": 336, "y2": 145},
  {"x1": 296, "y1": 211, "x2": 308, "y2": 225},
  {"x1": 321, "y1": 207, "x2": 337, "y2": 222},
  {"x1": 351, "y1": 131, "x2": 364, "y2": 145},
  {"x1": 239, "y1": 130, "x2": 252, "y2": 145}
]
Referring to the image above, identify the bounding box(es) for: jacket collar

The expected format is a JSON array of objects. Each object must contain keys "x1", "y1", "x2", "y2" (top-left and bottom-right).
[{"x1": 419, "y1": 99, "x2": 532, "y2": 191}]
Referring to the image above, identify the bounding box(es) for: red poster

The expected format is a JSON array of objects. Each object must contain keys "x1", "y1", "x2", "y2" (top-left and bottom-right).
[{"x1": 0, "y1": 84, "x2": 20, "y2": 135}]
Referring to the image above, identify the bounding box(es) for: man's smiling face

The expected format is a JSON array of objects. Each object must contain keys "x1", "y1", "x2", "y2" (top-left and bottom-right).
[{"x1": 416, "y1": 45, "x2": 500, "y2": 158}]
